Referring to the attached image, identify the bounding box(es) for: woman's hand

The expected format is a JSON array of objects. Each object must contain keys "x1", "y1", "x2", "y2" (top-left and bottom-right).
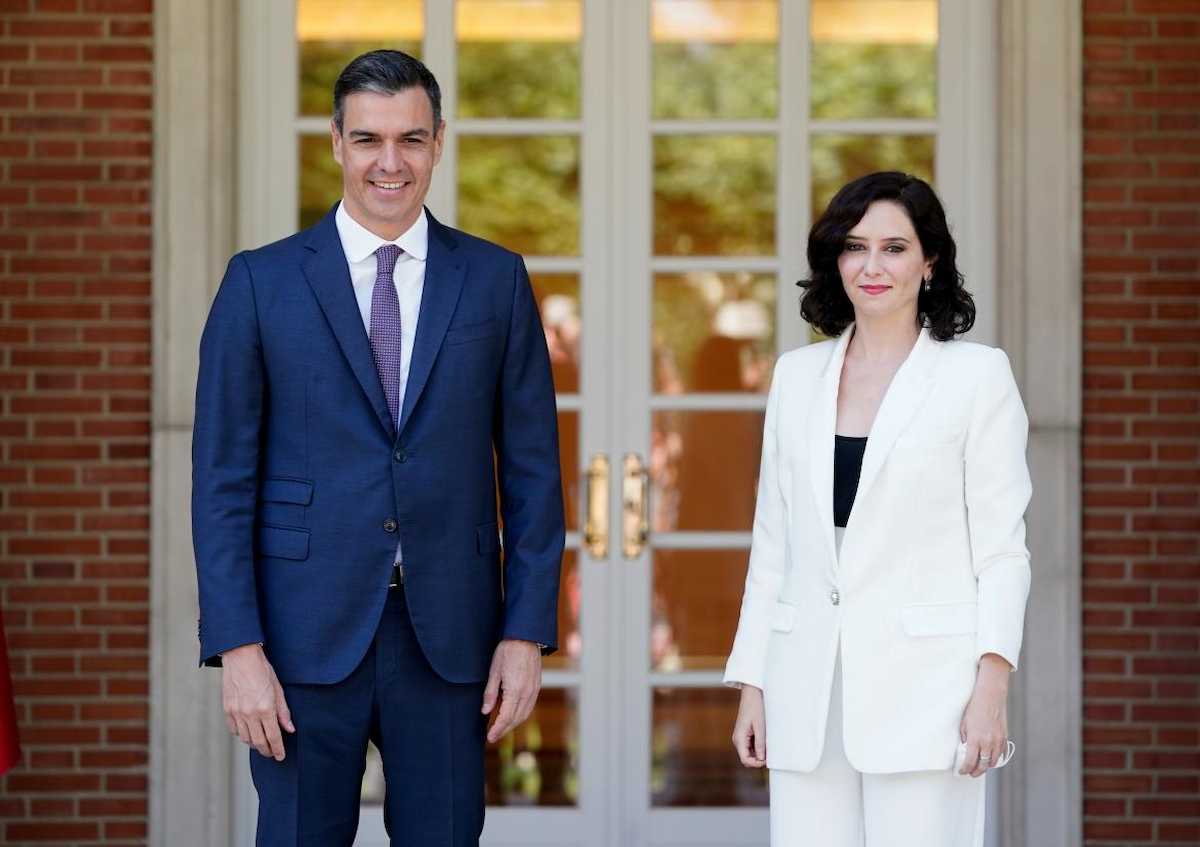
[
  {"x1": 732, "y1": 684, "x2": 767, "y2": 768},
  {"x1": 958, "y1": 653, "x2": 1011, "y2": 777}
]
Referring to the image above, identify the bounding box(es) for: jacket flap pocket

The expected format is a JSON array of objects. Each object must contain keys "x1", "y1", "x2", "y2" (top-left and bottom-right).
[
  {"x1": 770, "y1": 601, "x2": 796, "y2": 632},
  {"x1": 256, "y1": 524, "x2": 310, "y2": 561},
  {"x1": 446, "y1": 319, "x2": 498, "y2": 346},
  {"x1": 260, "y1": 477, "x2": 313, "y2": 505},
  {"x1": 476, "y1": 522, "x2": 501, "y2": 555},
  {"x1": 901, "y1": 601, "x2": 977, "y2": 637}
]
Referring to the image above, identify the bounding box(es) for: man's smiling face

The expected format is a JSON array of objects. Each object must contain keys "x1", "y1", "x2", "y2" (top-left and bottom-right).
[{"x1": 331, "y1": 87, "x2": 444, "y2": 240}]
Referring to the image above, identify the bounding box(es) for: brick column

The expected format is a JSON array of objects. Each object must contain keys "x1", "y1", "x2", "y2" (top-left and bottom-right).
[
  {"x1": 0, "y1": 0, "x2": 153, "y2": 843},
  {"x1": 1082, "y1": 1, "x2": 1200, "y2": 844}
]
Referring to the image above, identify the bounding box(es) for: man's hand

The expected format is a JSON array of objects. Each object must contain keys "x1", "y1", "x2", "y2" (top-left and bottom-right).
[
  {"x1": 481, "y1": 639, "x2": 542, "y2": 744},
  {"x1": 221, "y1": 643, "x2": 295, "y2": 761}
]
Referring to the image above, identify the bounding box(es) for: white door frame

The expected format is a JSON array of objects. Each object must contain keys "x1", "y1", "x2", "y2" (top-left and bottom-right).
[{"x1": 150, "y1": 1, "x2": 1082, "y2": 845}]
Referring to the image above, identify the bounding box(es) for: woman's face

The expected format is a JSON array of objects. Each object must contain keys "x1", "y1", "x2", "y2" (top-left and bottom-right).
[{"x1": 836, "y1": 200, "x2": 934, "y2": 325}]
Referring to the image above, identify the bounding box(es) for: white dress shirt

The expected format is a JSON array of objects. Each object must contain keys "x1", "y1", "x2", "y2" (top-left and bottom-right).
[{"x1": 334, "y1": 201, "x2": 428, "y2": 564}]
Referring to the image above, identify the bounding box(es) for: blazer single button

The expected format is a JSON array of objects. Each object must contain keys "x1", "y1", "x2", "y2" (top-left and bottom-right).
[
  {"x1": 393, "y1": 449, "x2": 407, "y2": 463},
  {"x1": 830, "y1": 589, "x2": 840, "y2": 606},
  {"x1": 383, "y1": 518, "x2": 398, "y2": 533}
]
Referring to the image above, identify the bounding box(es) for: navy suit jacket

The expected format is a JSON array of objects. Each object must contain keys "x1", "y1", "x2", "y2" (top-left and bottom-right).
[{"x1": 192, "y1": 207, "x2": 564, "y2": 685}]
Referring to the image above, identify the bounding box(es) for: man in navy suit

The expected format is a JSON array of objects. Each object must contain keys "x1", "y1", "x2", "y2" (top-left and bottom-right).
[{"x1": 192, "y1": 50, "x2": 564, "y2": 846}]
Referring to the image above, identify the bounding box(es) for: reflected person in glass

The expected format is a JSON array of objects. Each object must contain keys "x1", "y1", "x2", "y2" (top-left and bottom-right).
[
  {"x1": 192, "y1": 50, "x2": 563, "y2": 846},
  {"x1": 725, "y1": 172, "x2": 1031, "y2": 846}
]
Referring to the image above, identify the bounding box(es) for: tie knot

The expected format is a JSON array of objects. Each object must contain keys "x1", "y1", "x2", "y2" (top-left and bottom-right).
[{"x1": 375, "y1": 244, "x2": 403, "y2": 277}]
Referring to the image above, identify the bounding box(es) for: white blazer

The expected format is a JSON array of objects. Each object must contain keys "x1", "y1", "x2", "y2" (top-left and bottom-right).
[{"x1": 724, "y1": 326, "x2": 1032, "y2": 774}]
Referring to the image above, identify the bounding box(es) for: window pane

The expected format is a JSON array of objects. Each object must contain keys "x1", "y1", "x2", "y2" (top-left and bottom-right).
[
  {"x1": 558, "y1": 410, "x2": 580, "y2": 533},
  {"x1": 651, "y1": 410, "x2": 764, "y2": 532},
  {"x1": 652, "y1": 549, "x2": 747, "y2": 672},
  {"x1": 652, "y1": 0, "x2": 778, "y2": 119},
  {"x1": 486, "y1": 687, "x2": 579, "y2": 806},
  {"x1": 458, "y1": 0, "x2": 582, "y2": 118},
  {"x1": 544, "y1": 550, "x2": 581, "y2": 671},
  {"x1": 458, "y1": 135, "x2": 581, "y2": 255},
  {"x1": 297, "y1": 0, "x2": 423, "y2": 117},
  {"x1": 654, "y1": 135, "x2": 776, "y2": 256},
  {"x1": 654, "y1": 272, "x2": 775, "y2": 395},
  {"x1": 810, "y1": 0, "x2": 937, "y2": 120},
  {"x1": 652, "y1": 688, "x2": 768, "y2": 806},
  {"x1": 532, "y1": 274, "x2": 581, "y2": 394},
  {"x1": 810, "y1": 133, "x2": 934, "y2": 220},
  {"x1": 298, "y1": 134, "x2": 341, "y2": 229}
]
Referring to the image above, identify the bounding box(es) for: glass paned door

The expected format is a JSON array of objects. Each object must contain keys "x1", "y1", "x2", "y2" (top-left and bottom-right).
[{"x1": 241, "y1": 0, "x2": 996, "y2": 843}]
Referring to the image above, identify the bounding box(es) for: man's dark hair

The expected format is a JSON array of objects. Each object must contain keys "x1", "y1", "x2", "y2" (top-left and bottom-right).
[
  {"x1": 799, "y1": 171, "x2": 975, "y2": 342},
  {"x1": 332, "y1": 50, "x2": 442, "y2": 134}
]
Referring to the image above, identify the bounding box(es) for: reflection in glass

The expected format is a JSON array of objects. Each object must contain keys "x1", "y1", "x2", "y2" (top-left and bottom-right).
[
  {"x1": 651, "y1": 549, "x2": 747, "y2": 672},
  {"x1": 364, "y1": 690, "x2": 580, "y2": 807},
  {"x1": 651, "y1": 411, "x2": 764, "y2": 532},
  {"x1": 459, "y1": 135, "x2": 581, "y2": 256},
  {"x1": 486, "y1": 687, "x2": 579, "y2": 806},
  {"x1": 297, "y1": 0, "x2": 423, "y2": 117},
  {"x1": 532, "y1": 274, "x2": 581, "y2": 394},
  {"x1": 652, "y1": 688, "x2": 768, "y2": 806},
  {"x1": 458, "y1": 1, "x2": 581, "y2": 118},
  {"x1": 559, "y1": 410, "x2": 580, "y2": 533},
  {"x1": 810, "y1": 0, "x2": 937, "y2": 120},
  {"x1": 299, "y1": 134, "x2": 341, "y2": 229},
  {"x1": 652, "y1": 0, "x2": 778, "y2": 119},
  {"x1": 810, "y1": 134, "x2": 934, "y2": 220},
  {"x1": 545, "y1": 550, "x2": 581, "y2": 671},
  {"x1": 654, "y1": 135, "x2": 776, "y2": 256},
  {"x1": 654, "y1": 272, "x2": 775, "y2": 395}
]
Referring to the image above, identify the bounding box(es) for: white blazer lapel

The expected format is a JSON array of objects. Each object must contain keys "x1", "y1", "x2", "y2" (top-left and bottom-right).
[
  {"x1": 853, "y1": 327, "x2": 941, "y2": 512},
  {"x1": 807, "y1": 328, "x2": 853, "y2": 570}
]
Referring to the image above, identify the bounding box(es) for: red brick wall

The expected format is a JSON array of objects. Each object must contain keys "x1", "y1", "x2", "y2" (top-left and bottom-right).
[
  {"x1": 0, "y1": 0, "x2": 153, "y2": 843},
  {"x1": 1083, "y1": 1, "x2": 1200, "y2": 844}
]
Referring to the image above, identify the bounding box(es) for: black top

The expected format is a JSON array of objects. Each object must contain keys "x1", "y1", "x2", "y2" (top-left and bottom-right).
[{"x1": 833, "y1": 435, "x2": 868, "y2": 528}]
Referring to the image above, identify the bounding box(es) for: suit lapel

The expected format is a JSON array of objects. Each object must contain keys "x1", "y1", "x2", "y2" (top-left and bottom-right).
[
  {"x1": 301, "y1": 209, "x2": 395, "y2": 438},
  {"x1": 808, "y1": 328, "x2": 853, "y2": 571},
  {"x1": 397, "y1": 214, "x2": 465, "y2": 437},
  {"x1": 852, "y1": 327, "x2": 940, "y2": 511}
]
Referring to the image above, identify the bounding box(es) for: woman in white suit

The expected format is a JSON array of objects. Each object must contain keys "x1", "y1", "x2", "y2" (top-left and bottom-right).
[{"x1": 726, "y1": 172, "x2": 1031, "y2": 846}]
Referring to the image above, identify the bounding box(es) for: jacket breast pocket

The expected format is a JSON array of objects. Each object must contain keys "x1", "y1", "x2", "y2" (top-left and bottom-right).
[
  {"x1": 446, "y1": 319, "x2": 499, "y2": 347},
  {"x1": 900, "y1": 601, "x2": 977, "y2": 637}
]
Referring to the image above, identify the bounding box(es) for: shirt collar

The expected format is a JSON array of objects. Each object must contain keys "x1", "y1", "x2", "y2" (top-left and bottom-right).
[{"x1": 335, "y1": 201, "x2": 429, "y2": 264}]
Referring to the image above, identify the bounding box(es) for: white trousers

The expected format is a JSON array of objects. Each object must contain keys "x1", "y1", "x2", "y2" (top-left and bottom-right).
[{"x1": 768, "y1": 655, "x2": 986, "y2": 847}]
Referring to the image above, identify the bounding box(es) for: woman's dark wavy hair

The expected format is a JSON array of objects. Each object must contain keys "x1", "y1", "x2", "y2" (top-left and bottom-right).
[{"x1": 799, "y1": 171, "x2": 975, "y2": 341}]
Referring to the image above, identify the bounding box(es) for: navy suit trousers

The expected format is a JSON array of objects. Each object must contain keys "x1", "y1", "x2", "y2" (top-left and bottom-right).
[{"x1": 250, "y1": 585, "x2": 487, "y2": 846}]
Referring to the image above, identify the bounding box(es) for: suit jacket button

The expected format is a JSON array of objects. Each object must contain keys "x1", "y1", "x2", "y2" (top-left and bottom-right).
[
  {"x1": 830, "y1": 589, "x2": 840, "y2": 606},
  {"x1": 393, "y1": 449, "x2": 406, "y2": 463},
  {"x1": 383, "y1": 518, "x2": 398, "y2": 533}
]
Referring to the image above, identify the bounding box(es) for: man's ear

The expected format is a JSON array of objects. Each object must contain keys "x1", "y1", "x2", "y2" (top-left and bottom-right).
[
  {"x1": 330, "y1": 119, "x2": 343, "y2": 167},
  {"x1": 432, "y1": 119, "x2": 446, "y2": 166}
]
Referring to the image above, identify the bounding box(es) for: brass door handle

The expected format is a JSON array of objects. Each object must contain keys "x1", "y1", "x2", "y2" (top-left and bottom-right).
[
  {"x1": 622, "y1": 452, "x2": 649, "y2": 559},
  {"x1": 583, "y1": 453, "x2": 609, "y2": 559}
]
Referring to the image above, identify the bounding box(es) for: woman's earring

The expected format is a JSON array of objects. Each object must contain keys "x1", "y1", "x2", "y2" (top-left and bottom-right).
[{"x1": 922, "y1": 277, "x2": 931, "y2": 293}]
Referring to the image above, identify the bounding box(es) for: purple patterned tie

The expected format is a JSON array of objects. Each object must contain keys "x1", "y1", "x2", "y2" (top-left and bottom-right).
[{"x1": 369, "y1": 244, "x2": 404, "y2": 427}]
